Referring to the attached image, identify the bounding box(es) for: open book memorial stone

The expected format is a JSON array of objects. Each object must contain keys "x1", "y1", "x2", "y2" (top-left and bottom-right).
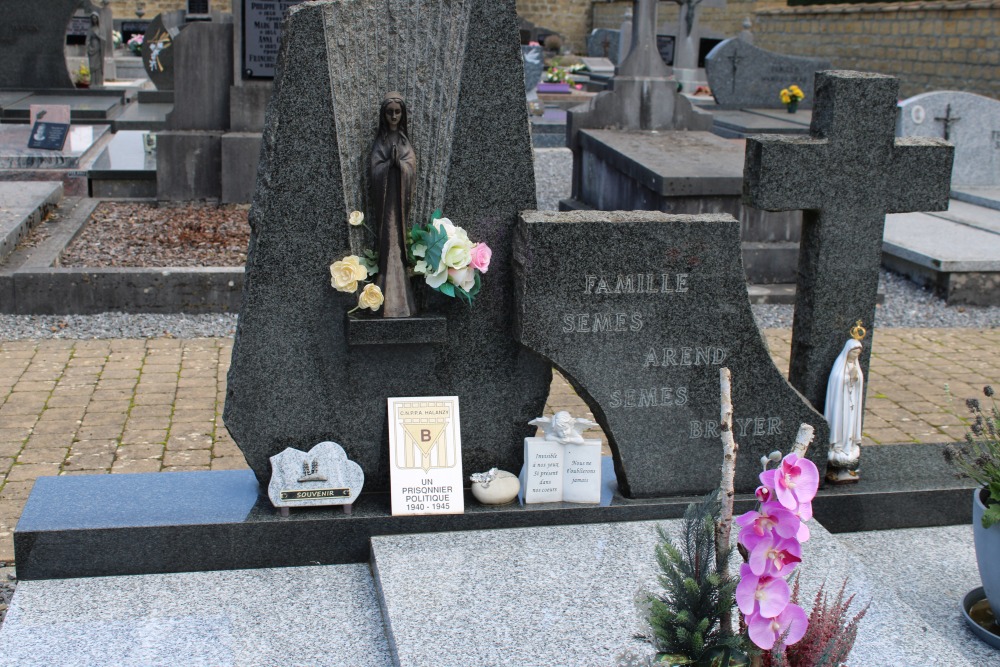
[
  {"x1": 268, "y1": 441, "x2": 364, "y2": 515},
  {"x1": 523, "y1": 411, "x2": 602, "y2": 504},
  {"x1": 513, "y1": 210, "x2": 829, "y2": 497}
]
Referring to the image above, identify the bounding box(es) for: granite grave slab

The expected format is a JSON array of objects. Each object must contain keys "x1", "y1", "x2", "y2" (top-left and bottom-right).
[
  {"x1": 744, "y1": 71, "x2": 953, "y2": 412},
  {"x1": 513, "y1": 210, "x2": 827, "y2": 497},
  {"x1": 0, "y1": 564, "x2": 392, "y2": 667},
  {"x1": 897, "y1": 90, "x2": 1000, "y2": 187},
  {"x1": 0, "y1": 124, "x2": 111, "y2": 169},
  {"x1": 0, "y1": 93, "x2": 125, "y2": 123},
  {"x1": 0, "y1": 181, "x2": 63, "y2": 263},
  {"x1": 705, "y1": 38, "x2": 830, "y2": 110},
  {"x1": 224, "y1": 0, "x2": 551, "y2": 492},
  {"x1": 709, "y1": 108, "x2": 812, "y2": 139}
]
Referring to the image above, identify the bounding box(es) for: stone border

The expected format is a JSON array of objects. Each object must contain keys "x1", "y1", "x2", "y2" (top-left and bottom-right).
[{"x1": 0, "y1": 197, "x2": 243, "y2": 314}]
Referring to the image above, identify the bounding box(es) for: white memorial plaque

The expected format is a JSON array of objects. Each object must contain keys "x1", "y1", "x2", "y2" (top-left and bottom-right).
[
  {"x1": 268, "y1": 441, "x2": 364, "y2": 515},
  {"x1": 388, "y1": 396, "x2": 464, "y2": 516},
  {"x1": 523, "y1": 411, "x2": 602, "y2": 504}
]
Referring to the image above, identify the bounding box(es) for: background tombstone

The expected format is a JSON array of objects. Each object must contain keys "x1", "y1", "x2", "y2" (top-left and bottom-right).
[
  {"x1": 705, "y1": 39, "x2": 830, "y2": 110},
  {"x1": 156, "y1": 17, "x2": 234, "y2": 200},
  {"x1": 514, "y1": 210, "x2": 827, "y2": 498},
  {"x1": 587, "y1": 29, "x2": 621, "y2": 65},
  {"x1": 897, "y1": 91, "x2": 1000, "y2": 188},
  {"x1": 671, "y1": 0, "x2": 725, "y2": 92},
  {"x1": 224, "y1": 0, "x2": 551, "y2": 490},
  {"x1": 141, "y1": 10, "x2": 187, "y2": 91},
  {"x1": 744, "y1": 70, "x2": 953, "y2": 413},
  {"x1": 0, "y1": 0, "x2": 89, "y2": 89},
  {"x1": 522, "y1": 44, "x2": 544, "y2": 99}
]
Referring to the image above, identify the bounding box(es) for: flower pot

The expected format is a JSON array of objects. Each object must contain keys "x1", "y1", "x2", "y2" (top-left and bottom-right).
[
  {"x1": 538, "y1": 82, "x2": 571, "y2": 94},
  {"x1": 974, "y1": 486, "x2": 1000, "y2": 617},
  {"x1": 786, "y1": 100, "x2": 798, "y2": 114}
]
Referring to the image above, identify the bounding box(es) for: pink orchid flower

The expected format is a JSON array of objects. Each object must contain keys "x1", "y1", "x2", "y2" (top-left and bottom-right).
[
  {"x1": 793, "y1": 499, "x2": 813, "y2": 542},
  {"x1": 748, "y1": 533, "x2": 802, "y2": 577},
  {"x1": 735, "y1": 501, "x2": 800, "y2": 540},
  {"x1": 747, "y1": 603, "x2": 809, "y2": 650},
  {"x1": 735, "y1": 564, "x2": 790, "y2": 618},
  {"x1": 755, "y1": 485, "x2": 772, "y2": 503},
  {"x1": 773, "y1": 453, "x2": 819, "y2": 510}
]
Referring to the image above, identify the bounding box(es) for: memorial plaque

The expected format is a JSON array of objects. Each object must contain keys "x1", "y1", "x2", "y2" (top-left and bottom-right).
[
  {"x1": 656, "y1": 34, "x2": 675, "y2": 67},
  {"x1": 243, "y1": 0, "x2": 306, "y2": 78},
  {"x1": 268, "y1": 441, "x2": 364, "y2": 513},
  {"x1": 188, "y1": 0, "x2": 210, "y2": 15},
  {"x1": 121, "y1": 20, "x2": 151, "y2": 41},
  {"x1": 513, "y1": 210, "x2": 828, "y2": 498},
  {"x1": 27, "y1": 123, "x2": 70, "y2": 151},
  {"x1": 388, "y1": 397, "x2": 464, "y2": 516},
  {"x1": 66, "y1": 15, "x2": 89, "y2": 46}
]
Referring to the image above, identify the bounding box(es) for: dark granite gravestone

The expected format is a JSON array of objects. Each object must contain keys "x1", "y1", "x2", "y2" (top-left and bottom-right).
[
  {"x1": 141, "y1": 11, "x2": 187, "y2": 91},
  {"x1": 224, "y1": 0, "x2": 550, "y2": 491},
  {"x1": 744, "y1": 71, "x2": 954, "y2": 412},
  {"x1": 513, "y1": 210, "x2": 827, "y2": 498},
  {"x1": 705, "y1": 39, "x2": 830, "y2": 110},
  {"x1": 0, "y1": 0, "x2": 88, "y2": 89}
]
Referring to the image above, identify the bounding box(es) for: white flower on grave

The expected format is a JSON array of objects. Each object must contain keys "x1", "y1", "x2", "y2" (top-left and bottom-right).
[
  {"x1": 348, "y1": 210, "x2": 365, "y2": 226},
  {"x1": 411, "y1": 243, "x2": 427, "y2": 259},
  {"x1": 330, "y1": 255, "x2": 368, "y2": 293},
  {"x1": 441, "y1": 234, "x2": 473, "y2": 270},
  {"x1": 357, "y1": 283, "x2": 384, "y2": 311},
  {"x1": 414, "y1": 260, "x2": 429, "y2": 275},
  {"x1": 424, "y1": 260, "x2": 449, "y2": 288},
  {"x1": 448, "y1": 266, "x2": 475, "y2": 291}
]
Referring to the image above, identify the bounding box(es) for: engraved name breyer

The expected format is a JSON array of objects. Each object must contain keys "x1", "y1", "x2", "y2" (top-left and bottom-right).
[{"x1": 690, "y1": 417, "x2": 783, "y2": 439}]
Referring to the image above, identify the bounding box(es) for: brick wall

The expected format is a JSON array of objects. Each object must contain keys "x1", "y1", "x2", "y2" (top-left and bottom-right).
[
  {"x1": 753, "y1": 0, "x2": 1000, "y2": 99},
  {"x1": 516, "y1": 0, "x2": 595, "y2": 52},
  {"x1": 107, "y1": 0, "x2": 189, "y2": 19}
]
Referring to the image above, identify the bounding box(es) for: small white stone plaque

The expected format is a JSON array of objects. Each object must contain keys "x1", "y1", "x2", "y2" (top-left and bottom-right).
[
  {"x1": 388, "y1": 396, "x2": 464, "y2": 516},
  {"x1": 268, "y1": 441, "x2": 364, "y2": 513},
  {"x1": 523, "y1": 438, "x2": 602, "y2": 504}
]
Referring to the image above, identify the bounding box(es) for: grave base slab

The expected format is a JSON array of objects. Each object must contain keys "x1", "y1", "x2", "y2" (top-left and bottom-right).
[{"x1": 13, "y1": 444, "x2": 973, "y2": 581}]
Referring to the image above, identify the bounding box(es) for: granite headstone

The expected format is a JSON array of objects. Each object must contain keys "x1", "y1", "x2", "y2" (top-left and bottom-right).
[
  {"x1": 587, "y1": 29, "x2": 621, "y2": 65},
  {"x1": 522, "y1": 45, "x2": 544, "y2": 99},
  {"x1": 513, "y1": 210, "x2": 828, "y2": 498},
  {"x1": 705, "y1": 39, "x2": 830, "y2": 110},
  {"x1": 0, "y1": 0, "x2": 86, "y2": 89},
  {"x1": 744, "y1": 71, "x2": 954, "y2": 412},
  {"x1": 224, "y1": 0, "x2": 550, "y2": 491},
  {"x1": 897, "y1": 91, "x2": 1000, "y2": 187},
  {"x1": 141, "y1": 11, "x2": 186, "y2": 91}
]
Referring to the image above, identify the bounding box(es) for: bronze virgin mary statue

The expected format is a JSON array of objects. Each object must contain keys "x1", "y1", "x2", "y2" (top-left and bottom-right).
[{"x1": 370, "y1": 92, "x2": 417, "y2": 318}]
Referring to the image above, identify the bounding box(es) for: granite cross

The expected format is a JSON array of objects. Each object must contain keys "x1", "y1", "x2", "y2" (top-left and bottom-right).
[
  {"x1": 934, "y1": 103, "x2": 961, "y2": 141},
  {"x1": 744, "y1": 71, "x2": 954, "y2": 412}
]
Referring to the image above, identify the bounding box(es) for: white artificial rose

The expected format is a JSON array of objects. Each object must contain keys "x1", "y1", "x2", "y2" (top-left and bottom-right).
[
  {"x1": 448, "y1": 266, "x2": 475, "y2": 291},
  {"x1": 330, "y1": 255, "x2": 368, "y2": 292},
  {"x1": 425, "y1": 261, "x2": 449, "y2": 288},
  {"x1": 357, "y1": 283, "x2": 384, "y2": 311},
  {"x1": 348, "y1": 210, "x2": 365, "y2": 226},
  {"x1": 440, "y1": 235, "x2": 473, "y2": 270}
]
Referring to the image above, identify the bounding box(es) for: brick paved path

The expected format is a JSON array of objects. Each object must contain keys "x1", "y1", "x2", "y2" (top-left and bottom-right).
[{"x1": 2, "y1": 328, "x2": 999, "y2": 562}]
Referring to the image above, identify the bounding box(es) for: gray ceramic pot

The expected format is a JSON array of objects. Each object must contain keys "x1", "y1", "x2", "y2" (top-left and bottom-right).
[{"x1": 973, "y1": 487, "x2": 1000, "y2": 616}]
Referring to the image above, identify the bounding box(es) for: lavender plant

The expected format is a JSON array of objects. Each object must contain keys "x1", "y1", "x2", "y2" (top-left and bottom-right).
[{"x1": 946, "y1": 385, "x2": 1000, "y2": 528}]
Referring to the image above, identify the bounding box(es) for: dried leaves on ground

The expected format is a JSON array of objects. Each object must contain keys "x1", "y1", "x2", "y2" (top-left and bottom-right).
[{"x1": 60, "y1": 202, "x2": 250, "y2": 268}]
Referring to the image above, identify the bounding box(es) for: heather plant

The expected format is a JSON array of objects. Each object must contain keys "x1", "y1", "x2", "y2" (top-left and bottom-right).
[
  {"x1": 945, "y1": 385, "x2": 1000, "y2": 528},
  {"x1": 761, "y1": 576, "x2": 869, "y2": 667}
]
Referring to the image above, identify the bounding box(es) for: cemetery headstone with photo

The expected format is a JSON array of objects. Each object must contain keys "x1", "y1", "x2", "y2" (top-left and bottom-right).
[
  {"x1": 897, "y1": 91, "x2": 1000, "y2": 188},
  {"x1": 514, "y1": 210, "x2": 827, "y2": 497},
  {"x1": 705, "y1": 39, "x2": 830, "y2": 110}
]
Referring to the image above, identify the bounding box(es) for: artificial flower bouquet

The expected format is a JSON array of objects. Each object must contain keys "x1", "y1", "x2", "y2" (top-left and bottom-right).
[
  {"x1": 780, "y1": 85, "x2": 805, "y2": 109},
  {"x1": 127, "y1": 34, "x2": 144, "y2": 56},
  {"x1": 408, "y1": 212, "x2": 491, "y2": 306}
]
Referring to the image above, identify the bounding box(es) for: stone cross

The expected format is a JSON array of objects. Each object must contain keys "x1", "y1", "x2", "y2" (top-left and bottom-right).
[
  {"x1": 744, "y1": 71, "x2": 953, "y2": 412},
  {"x1": 934, "y1": 103, "x2": 962, "y2": 141}
]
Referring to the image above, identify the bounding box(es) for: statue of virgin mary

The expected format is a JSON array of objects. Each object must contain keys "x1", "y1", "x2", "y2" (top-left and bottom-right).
[
  {"x1": 370, "y1": 92, "x2": 417, "y2": 318},
  {"x1": 824, "y1": 338, "x2": 864, "y2": 483}
]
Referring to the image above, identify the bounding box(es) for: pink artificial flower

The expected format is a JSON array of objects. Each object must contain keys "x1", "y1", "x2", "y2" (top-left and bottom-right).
[
  {"x1": 773, "y1": 453, "x2": 820, "y2": 510},
  {"x1": 574, "y1": 83, "x2": 584, "y2": 90},
  {"x1": 469, "y1": 242, "x2": 492, "y2": 273},
  {"x1": 794, "y1": 500, "x2": 813, "y2": 542},
  {"x1": 755, "y1": 485, "x2": 772, "y2": 503},
  {"x1": 735, "y1": 501, "x2": 800, "y2": 540},
  {"x1": 747, "y1": 603, "x2": 809, "y2": 650},
  {"x1": 735, "y1": 564, "x2": 789, "y2": 618},
  {"x1": 748, "y1": 533, "x2": 802, "y2": 577}
]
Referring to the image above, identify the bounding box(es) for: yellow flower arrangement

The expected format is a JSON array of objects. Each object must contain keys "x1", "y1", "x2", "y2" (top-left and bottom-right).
[{"x1": 780, "y1": 85, "x2": 805, "y2": 106}]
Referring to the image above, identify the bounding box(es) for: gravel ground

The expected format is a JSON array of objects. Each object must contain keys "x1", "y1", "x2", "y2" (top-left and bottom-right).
[{"x1": 0, "y1": 147, "x2": 997, "y2": 340}]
